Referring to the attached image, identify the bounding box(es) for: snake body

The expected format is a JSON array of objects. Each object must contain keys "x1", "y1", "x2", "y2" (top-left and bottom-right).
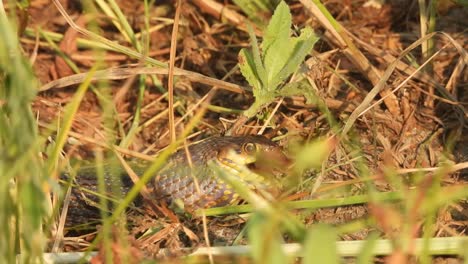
[{"x1": 63, "y1": 136, "x2": 285, "y2": 225}]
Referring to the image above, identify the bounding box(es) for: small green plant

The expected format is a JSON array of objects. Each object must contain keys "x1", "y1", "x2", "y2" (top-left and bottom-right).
[{"x1": 238, "y1": 1, "x2": 319, "y2": 117}]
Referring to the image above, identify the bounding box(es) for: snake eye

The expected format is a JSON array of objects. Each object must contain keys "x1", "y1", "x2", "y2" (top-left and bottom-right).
[{"x1": 243, "y1": 142, "x2": 257, "y2": 154}]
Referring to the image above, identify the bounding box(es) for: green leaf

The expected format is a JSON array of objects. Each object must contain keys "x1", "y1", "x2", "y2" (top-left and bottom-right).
[
  {"x1": 237, "y1": 1, "x2": 319, "y2": 117},
  {"x1": 303, "y1": 224, "x2": 340, "y2": 264},
  {"x1": 276, "y1": 80, "x2": 319, "y2": 105},
  {"x1": 239, "y1": 48, "x2": 262, "y2": 90},
  {"x1": 246, "y1": 23, "x2": 267, "y2": 89},
  {"x1": 262, "y1": 1, "x2": 291, "y2": 54},
  {"x1": 263, "y1": 36, "x2": 291, "y2": 90},
  {"x1": 271, "y1": 27, "x2": 318, "y2": 89},
  {"x1": 262, "y1": 1, "x2": 292, "y2": 90}
]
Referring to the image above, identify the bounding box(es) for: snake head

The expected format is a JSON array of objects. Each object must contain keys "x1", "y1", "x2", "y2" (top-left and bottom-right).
[{"x1": 216, "y1": 136, "x2": 290, "y2": 176}]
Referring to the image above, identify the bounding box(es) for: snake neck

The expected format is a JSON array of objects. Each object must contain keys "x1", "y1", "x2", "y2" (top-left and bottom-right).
[{"x1": 214, "y1": 157, "x2": 269, "y2": 189}]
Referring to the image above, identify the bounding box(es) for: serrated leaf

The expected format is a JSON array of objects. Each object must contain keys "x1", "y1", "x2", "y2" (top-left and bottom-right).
[
  {"x1": 262, "y1": 1, "x2": 293, "y2": 90},
  {"x1": 263, "y1": 32, "x2": 291, "y2": 91},
  {"x1": 237, "y1": 1, "x2": 320, "y2": 118},
  {"x1": 271, "y1": 28, "x2": 318, "y2": 89},
  {"x1": 239, "y1": 48, "x2": 262, "y2": 90},
  {"x1": 246, "y1": 23, "x2": 267, "y2": 89},
  {"x1": 262, "y1": 1, "x2": 291, "y2": 54}
]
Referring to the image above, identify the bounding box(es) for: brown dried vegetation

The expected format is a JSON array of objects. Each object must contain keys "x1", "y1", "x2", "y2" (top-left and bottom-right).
[{"x1": 16, "y1": 0, "x2": 467, "y2": 261}]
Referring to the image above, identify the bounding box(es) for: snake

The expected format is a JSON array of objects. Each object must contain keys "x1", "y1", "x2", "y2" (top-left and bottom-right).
[{"x1": 63, "y1": 136, "x2": 287, "y2": 225}]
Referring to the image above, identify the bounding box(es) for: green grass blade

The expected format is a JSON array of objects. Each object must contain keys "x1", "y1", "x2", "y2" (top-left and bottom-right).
[
  {"x1": 200, "y1": 191, "x2": 404, "y2": 216},
  {"x1": 45, "y1": 68, "x2": 96, "y2": 175},
  {"x1": 0, "y1": 2, "x2": 45, "y2": 262},
  {"x1": 303, "y1": 224, "x2": 340, "y2": 264}
]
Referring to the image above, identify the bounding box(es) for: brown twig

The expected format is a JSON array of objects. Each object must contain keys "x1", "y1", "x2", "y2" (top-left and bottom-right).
[{"x1": 39, "y1": 66, "x2": 249, "y2": 94}]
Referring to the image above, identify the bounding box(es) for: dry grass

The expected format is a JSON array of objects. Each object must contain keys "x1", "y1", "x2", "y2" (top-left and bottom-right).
[{"x1": 2, "y1": 0, "x2": 467, "y2": 262}]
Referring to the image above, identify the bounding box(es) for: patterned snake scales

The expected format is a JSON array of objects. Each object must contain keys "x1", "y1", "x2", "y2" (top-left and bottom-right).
[{"x1": 63, "y1": 136, "x2": 288, "y2": 225}]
